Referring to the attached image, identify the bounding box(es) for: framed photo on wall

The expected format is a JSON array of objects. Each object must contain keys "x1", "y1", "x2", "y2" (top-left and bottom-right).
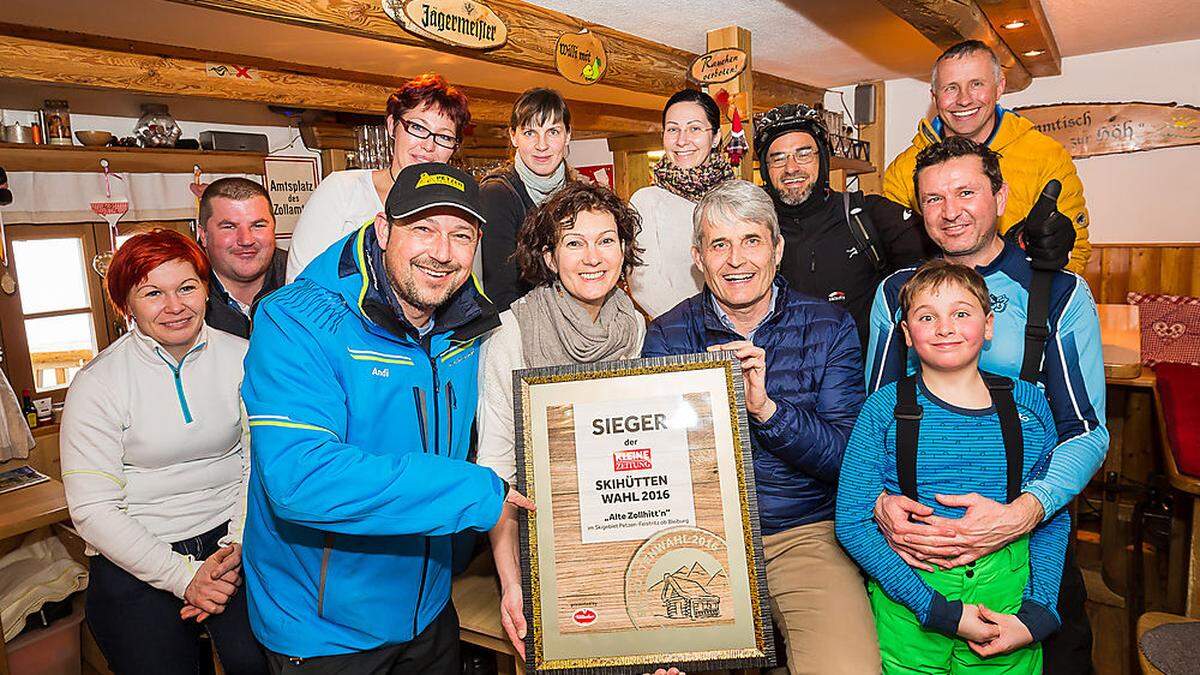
[{"x1": 514, "y1": 353, "x2": 775, "y2": 674}]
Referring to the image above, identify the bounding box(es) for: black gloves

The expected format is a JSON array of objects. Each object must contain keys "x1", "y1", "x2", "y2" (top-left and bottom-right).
[{"x1": 1004, "y1": 179, "x2": 1076, "y2": 271}]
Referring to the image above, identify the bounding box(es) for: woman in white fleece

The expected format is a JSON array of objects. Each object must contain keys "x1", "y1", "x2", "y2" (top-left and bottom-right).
[{"x1": 60, "y1": 230, "x2": 265, "y2": 674}]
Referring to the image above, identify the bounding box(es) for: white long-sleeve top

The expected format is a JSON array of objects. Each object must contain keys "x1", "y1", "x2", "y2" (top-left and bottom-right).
[
  {"x1": 476, "y1": 308, "x2": 646, "y2": 485},
  {"x1": 286, "y1": 169, "x2": 382, "y2": 282},
  {"x1": 60, "y1": 322, "x2": 250, "y2": 599},
  {"x1": 627, "y1": 185, "x2": 706, "y2": 319}
]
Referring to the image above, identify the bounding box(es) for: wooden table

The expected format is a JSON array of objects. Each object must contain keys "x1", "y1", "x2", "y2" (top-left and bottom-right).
[
  {"x1": 1100, "y1": 303, "x2": 1144, "y2": 381},
  {"x1": 0, "y1": 478, "x2": 69, "y2": 675},
  {"x1": 452, "y1": 552, "x2": 524, "y2": 675},
  {"x1": 1096, "y1": 304, "x2": 1160, "y2": 600}
]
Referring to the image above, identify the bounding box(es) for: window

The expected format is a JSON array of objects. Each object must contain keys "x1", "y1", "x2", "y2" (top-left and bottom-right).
[{"x1": 0, "y1": 221, "x2": 194, "y2": 404}]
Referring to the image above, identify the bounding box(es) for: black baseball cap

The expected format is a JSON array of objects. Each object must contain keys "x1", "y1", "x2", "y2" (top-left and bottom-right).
[{"x1": 385, "y1": 162, "x2": 486, "y2": 226}]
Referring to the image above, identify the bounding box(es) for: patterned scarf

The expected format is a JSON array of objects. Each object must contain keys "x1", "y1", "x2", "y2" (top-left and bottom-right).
[{"x1": 651, "y1": 151, "x2": 735, "y2": 203}]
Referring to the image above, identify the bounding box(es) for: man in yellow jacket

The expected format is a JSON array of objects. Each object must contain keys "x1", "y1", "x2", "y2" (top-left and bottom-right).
[{"x1": 883, "y1": 40, "x2": 1091, "y2": 274}]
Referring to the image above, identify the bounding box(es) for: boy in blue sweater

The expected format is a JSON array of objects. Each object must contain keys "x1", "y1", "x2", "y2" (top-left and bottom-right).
[{"x1": 836, "y1": 260, "x2": 1068, "y2": 673}]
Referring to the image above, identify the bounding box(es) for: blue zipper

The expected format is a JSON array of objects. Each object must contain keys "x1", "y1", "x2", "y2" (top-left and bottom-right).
[{"x1": 154, "y1": 342, "x2": 205, "y2": 424}]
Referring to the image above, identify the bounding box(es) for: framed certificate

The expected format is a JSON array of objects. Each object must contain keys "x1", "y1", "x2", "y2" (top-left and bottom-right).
[{"x1": 514, "y1": 353, "x2": 775, "y2": 674}]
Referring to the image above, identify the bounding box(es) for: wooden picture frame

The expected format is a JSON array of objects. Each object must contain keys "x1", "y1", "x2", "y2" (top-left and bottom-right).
[{"x1": 514, "y1": 353, "x2": 775, "y2": 674}]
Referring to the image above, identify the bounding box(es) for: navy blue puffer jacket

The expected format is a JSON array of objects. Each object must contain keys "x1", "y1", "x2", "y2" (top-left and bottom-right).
[{"x1": 641, "y1": 276, "x2": 865, "y2": 534}]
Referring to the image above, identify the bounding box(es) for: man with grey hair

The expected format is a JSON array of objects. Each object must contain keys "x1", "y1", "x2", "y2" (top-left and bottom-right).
[
  {"x1": 882, "y1": 39, "x2": 1091, "y2": 273},
  {"x1": 643, "y1": 180, "x2": 880, "y2": 673}
]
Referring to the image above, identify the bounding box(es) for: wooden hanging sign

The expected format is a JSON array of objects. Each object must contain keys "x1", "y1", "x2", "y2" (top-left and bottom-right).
[
  {"x1": 555, "y1": 28, "x2": 607, "y2": 85},
  {"x1": 1014, "y1": 101, "x2": 1200, "y2": 159},
  {"x1": 688, "y1": 48, "x2": 748, "y2": 85},
  {"x1": 383, "y1": 0, "x2": 508, "y2": 50}
]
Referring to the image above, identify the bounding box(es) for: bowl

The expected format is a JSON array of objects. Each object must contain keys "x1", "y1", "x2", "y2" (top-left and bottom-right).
[{"x1": 75, "y1": 130, "x2": 114, "y2": 147}]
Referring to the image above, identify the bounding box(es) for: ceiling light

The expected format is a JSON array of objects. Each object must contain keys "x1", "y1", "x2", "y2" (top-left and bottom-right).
[
  {"x1": 1003, "y1": 20, "x2": 1027, "y2": 29},
  {"x1": 1023, "y1": 50, "x2": 1045, "y2": 57}
]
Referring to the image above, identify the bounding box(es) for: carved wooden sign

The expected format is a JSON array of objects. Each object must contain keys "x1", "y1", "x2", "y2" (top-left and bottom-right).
[
  {"x1": 688, "y1": 48, "x2": 748, "y2": 85},
  {"x1": 555, "y1": 28, "x2": 607, "y2": 85},
  {"x1": 383, "y1": 0, "x2": 508, "y2": 50},
  {"x1": 1014, "y1": 101, "x2": 1200, "y2": 159}
]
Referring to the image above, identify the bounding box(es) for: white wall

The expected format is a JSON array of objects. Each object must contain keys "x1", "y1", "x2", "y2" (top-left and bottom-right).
[
  {"x1": 567, "y1": 138, "x2": 614, "y2": 168},
  {"x1": 873, "y1": 39, "x2": 1200, "y2": 243}
]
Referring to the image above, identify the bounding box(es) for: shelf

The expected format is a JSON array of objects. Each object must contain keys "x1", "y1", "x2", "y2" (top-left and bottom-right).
[
  {"x1": 830, "y1": 156, "x2": 876, "y2": 176},
  {"x1": 0, "y1": 142, "x2": 267, "y2": 174}
]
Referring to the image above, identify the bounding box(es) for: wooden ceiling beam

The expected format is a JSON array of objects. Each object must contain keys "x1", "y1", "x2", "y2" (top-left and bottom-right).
[
  {"x1": 0, "y1": 23, "x2": 659, "y2": 134},
  {"x1": 876, "y1": 0, "x2": 1033, "y2": 91},
  {"x1": 165, "y1": 0, "x2": 823, "y2": 109},
  {"x1": 977, "y1": 0, "x2": 1062, "y2": 77}
]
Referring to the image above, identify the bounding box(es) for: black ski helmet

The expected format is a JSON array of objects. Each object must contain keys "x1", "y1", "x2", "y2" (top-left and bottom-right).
[{"x1": 754, "y1": 103, "x2": 832, "y2": 203}]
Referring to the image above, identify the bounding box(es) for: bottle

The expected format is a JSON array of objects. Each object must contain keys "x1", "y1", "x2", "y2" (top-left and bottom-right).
[
  {"x1": 21, "y1": 389, "x2": 37, "y2": 429},
  {"x1": 31, "y1": 122, "x2": 43, "y2": 145}
]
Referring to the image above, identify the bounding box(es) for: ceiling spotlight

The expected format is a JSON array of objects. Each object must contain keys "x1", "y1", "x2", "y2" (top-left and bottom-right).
[
  {"x1": 1003, "y1": 20, "x2": 1027, "y2": 29},
  {"x1": 1023, "y1": 49, "x2": 1045, "y2": 57}
]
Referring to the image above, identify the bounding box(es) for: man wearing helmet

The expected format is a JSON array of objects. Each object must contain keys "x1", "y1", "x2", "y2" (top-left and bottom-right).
[{"x1": 755, "y1": 103, "x2": 931, "y2": 347}]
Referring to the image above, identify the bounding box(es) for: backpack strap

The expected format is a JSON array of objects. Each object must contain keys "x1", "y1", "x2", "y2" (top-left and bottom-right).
[
  {"x1": 843, "y1": 191, "x2": 886, "y2": 273},
  {"x1": 982, "y1": 374, "x2": 1025, "y2": 503},
  {"x1": 1020, "y1": 269, "x2": 1054, "y2": 383},
  {"x1": 893, "y1": 374, "x2": 923, "y2": 502}
]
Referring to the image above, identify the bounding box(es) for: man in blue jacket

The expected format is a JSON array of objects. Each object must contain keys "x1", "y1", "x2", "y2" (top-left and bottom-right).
[
  {"x1": 641, "y1": 179, "x2": 879, "y2": 673},
  {"x1": 866, "y1": 137, "x2": 1106, "y2": 671},
  {"x1": 241, "y1": 163, "x2": 532, "y2": 673}
]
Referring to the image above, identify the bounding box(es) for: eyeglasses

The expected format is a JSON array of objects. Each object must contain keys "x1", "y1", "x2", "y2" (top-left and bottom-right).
[
  {"x1": 766, "y1": 147, "x2": 818, "y2": 168},
  {"x1": 398, "y1": 118, "x2": 459, "y2": 150}
]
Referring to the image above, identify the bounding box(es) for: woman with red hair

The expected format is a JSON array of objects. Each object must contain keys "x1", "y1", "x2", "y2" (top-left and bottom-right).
[
  {"x1": 286, "y1": 72, "x2": 472, "y2": 281},
  {"x1": 60, "y1": 229, "x2": 266, "y2": 674}
]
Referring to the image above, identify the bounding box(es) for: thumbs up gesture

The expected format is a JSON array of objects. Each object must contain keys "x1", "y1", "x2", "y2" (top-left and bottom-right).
[{"x1": 1004, "y1": 179, "x2": 1075, "y2": 271}]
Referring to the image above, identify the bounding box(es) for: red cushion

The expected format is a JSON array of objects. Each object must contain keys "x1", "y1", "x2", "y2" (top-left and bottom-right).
[
  {"x1": 1154, "y1": 363, "x2": 1200, "y2": 479},
  {"x1": 1128, "y1": 293, "x2": 1200, "y2": 367}
]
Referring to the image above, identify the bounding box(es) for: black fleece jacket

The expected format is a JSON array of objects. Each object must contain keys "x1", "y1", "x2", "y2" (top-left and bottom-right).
[
  {"x1": 774, "y1": 188, "x2": 931, "y2": 348},
  {"x1": 478, "y1": 165, "x2": 536, "y2": 311}
]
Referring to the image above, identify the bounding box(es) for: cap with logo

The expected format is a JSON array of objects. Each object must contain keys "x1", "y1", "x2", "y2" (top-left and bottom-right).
[{"x1": 385, "y1": 162, "x2": 486, "y2": 225}]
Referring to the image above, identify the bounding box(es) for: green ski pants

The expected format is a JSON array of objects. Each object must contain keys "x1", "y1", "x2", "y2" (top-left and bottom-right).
[{"x1": 869, "y1": 537, "x2": 1041, "y2": 674}]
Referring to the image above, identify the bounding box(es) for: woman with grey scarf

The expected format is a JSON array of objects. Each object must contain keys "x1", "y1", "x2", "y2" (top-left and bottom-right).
[
  {"x1": 479, "y1": 87, "x2": 581, "y2": 311},
  {"x1": 477, "y1": 181, "x2": 646, "y2": 659}
]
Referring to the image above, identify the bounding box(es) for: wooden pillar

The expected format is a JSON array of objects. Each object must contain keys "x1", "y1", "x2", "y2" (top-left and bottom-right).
[
  {"x1": 705, "y1": 26, "x2": 754, "y2": 182},
  {"x1": 856, "y1": 80, "x2": 887, "y2": 195},
  {"x1": 607, "y1": 133, "x2": 660, "y2": 201}
]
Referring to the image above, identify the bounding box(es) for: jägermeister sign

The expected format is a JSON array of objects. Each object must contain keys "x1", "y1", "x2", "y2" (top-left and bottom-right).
[{"x1": 384, "y1": 0, "x2": 508, "y2": 50}]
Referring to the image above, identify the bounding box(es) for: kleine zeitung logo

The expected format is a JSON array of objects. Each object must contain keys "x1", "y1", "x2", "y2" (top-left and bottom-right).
[{"x1": 613, "y1": 448, "x2": 652, "y2": 472}]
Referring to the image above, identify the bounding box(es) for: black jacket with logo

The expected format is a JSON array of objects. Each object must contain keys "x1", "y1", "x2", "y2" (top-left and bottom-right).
[{"x1": 775, "y1": 189, "x2": 931, "y2": 348}]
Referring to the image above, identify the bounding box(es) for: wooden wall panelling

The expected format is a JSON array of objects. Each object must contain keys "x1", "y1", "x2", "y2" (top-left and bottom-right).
[
  {"x1": 1098, "y1": 246, "x2": 1131, "y2": 304},
  {"x1": 1083, "y1": 244, "x2": 1200, "y2": 304},
  {"x1": 1128, "y1": 248, "x2": 1161, "y2": 299},
  {"x1": 168, "y1": 0, "x2": 824, "y2": 109}
]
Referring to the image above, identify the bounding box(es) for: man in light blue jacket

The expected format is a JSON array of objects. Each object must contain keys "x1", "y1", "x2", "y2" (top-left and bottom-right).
[{"x1": 241, "y1": 163, "x2": 531, "y2": 673}]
